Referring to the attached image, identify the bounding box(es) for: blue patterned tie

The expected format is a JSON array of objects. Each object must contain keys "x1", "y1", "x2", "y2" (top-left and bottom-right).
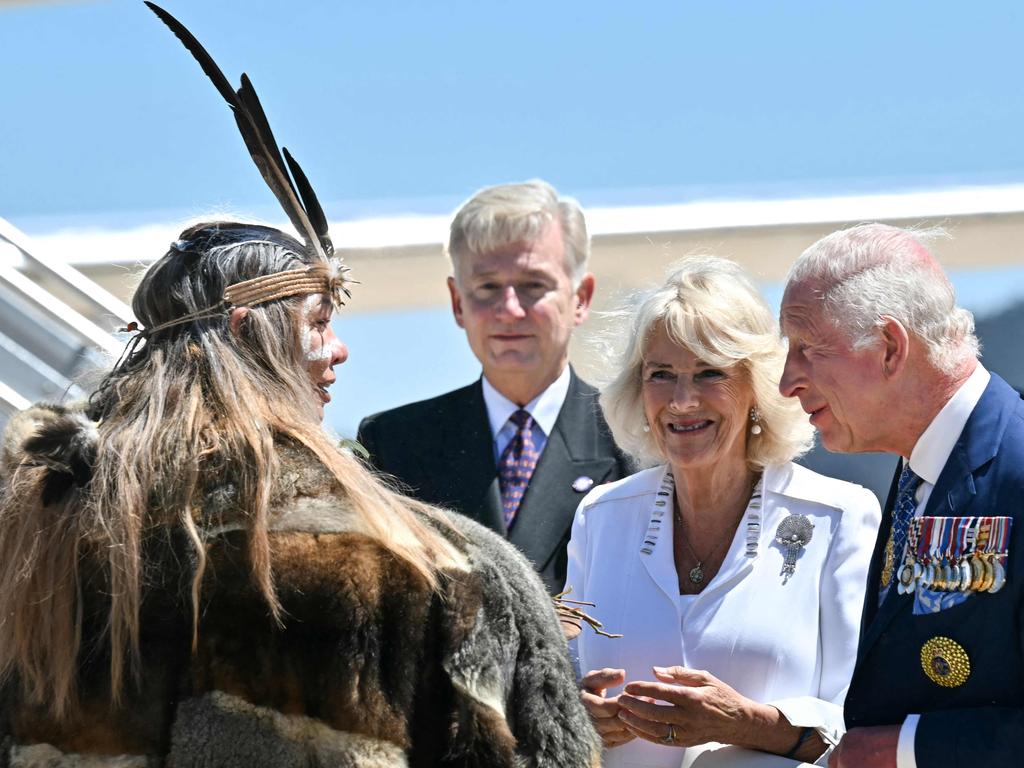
[
  {"x1": 498, "y1": 410, "x2": 539, "y2": 529},
  {"x1": 879, "y1": 464, "x2": 922, "y2": 604}
]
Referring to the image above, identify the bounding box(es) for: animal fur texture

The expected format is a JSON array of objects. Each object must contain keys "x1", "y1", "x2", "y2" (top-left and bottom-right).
[{"x1": 0, "y1": 406, "x2": 600, "y2": 768}]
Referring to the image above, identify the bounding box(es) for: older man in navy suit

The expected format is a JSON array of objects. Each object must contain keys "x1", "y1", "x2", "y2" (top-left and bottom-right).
[{"x1": 779, "y1": 223, "x2": 1024, "y2": 767}]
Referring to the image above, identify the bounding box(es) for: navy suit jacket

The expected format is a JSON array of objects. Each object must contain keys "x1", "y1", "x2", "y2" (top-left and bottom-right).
[
  {"x1": 844, "y1": 372, "x2": 1024, "y2": 766},
  {"x1": 357, "y1": 370, "x2": 632, "y2": 594}
]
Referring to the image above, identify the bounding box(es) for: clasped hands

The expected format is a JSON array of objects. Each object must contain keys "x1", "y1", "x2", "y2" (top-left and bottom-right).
[{"x1": 580, "y1": 665, "x2": 758, "y2": 750}]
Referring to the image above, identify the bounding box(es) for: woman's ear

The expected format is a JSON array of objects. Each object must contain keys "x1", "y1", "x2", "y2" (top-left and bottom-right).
[{"x1": 229, "y1": 306, "x2": 250, "y2": 337}]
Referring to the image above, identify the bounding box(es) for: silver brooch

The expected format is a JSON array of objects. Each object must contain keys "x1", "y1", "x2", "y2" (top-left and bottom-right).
[{"x1": 774, "y1": 514, "x2": 814, "y2": 584}]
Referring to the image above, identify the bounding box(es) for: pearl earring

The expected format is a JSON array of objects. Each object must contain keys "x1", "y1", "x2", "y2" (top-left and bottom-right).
[
  {"x1": 642, "y1": 422, "x2": 651, "y2": 433},
  {"x1": 750, "y1": 407, "x2": 763, "y2": 435}
]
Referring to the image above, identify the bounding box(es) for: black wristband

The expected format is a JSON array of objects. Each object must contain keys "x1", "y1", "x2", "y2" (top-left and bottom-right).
[{"x1": 784, "y1": 727, "x2": 815, "y2": 759}]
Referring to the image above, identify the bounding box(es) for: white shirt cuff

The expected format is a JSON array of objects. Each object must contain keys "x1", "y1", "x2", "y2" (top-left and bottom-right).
[
  {"x1": 897, "y1": 714, "x2": 920, "y2": 768},
  {"x1": 769, "y1": 696, "x2": 843, "y2": 746}
]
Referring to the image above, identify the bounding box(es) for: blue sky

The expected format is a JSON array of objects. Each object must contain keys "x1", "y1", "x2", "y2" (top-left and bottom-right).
[
  {"x1": 3, "y1": 0, "x2": 1023, "y2": 436},
  {"x1": 4, "y1": 0, "x2": 1024, "y2": 227}
]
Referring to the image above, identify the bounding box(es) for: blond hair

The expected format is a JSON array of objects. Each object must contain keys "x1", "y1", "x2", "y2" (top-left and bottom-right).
[{"x1": 601, "y1": 255, "x2": 814, "y2": 468}]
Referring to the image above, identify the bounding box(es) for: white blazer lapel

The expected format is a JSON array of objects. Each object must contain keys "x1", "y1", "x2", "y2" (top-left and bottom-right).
[{"x1": 637, "y1": 466, "x2": 681, "y2": 605}]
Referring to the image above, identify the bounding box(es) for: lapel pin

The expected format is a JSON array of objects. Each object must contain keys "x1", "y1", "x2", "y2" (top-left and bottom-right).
[{"x1": 572, "y1": 476, "x2": 594, "y2": 493}]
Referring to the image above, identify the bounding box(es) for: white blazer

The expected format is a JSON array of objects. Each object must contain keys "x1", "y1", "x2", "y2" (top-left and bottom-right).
[{"x1": 565, "y1": 463, "x2": 881, "y2": 768}]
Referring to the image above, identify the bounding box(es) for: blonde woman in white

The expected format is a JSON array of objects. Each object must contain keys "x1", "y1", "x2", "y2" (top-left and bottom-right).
[{"x1": 565, "y1": 256, "x2": 880, "y2": 767}]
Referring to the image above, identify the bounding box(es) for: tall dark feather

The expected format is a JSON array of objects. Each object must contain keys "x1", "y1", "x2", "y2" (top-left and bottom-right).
[
  {"x1": 231, "y1": 75, "x2": 321, "y2": 252},
  {"x1": 144, "y1": 2, "x2": 331, "y2": 260},
  {"x1": 143, "y1": 2, "x2": 236, "y2": 108},
  {"x1": 283, "y1": 147, "x2": 332, "y2": 256},
  {"x1": 236, "y1": 74, "x2": 291, "y2": 190}
]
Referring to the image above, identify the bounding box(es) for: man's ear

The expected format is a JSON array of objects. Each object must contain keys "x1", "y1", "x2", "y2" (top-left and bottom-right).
[
  {"x1": 573, "y1": 273, "x2": 596, "y2": 325},
  {"x1": 229, "y1": 306, "x2": 250, "y2": 336},
  {"x1": 447, "y1": 276, "x2": 466, "y2": 329},
  {"x1": 879, "y1": 315, "x2": 910, "y2": 378}
]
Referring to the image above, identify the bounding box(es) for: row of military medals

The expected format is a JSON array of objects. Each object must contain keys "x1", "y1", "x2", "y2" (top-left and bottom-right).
[{"x1": 896, "y1": 516, "x2": 1010, "y2": 595}]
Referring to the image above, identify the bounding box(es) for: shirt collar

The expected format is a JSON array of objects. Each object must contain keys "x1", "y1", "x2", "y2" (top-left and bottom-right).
[
  {"x1": 908, "y1": 363, "x2": 990, "y2": 485},
  {"x1": 481, "y1": 366, "x2": 572, "y2": 439}
]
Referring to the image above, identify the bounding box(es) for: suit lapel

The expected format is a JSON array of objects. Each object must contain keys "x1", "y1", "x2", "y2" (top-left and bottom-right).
[
  {"x1": 857, "y1": 374, "x2": 1012, "y2": 662},
  {"x1": 926, "y1": 444, "x2": 977, "y2": 517},
  {"x1": 435, "y1": 380, "x2": 505, "y2": 532},
  {"x1": 856, "y1": 461, "x2": 901, "y2": 655},
  {"x1": 508, "y1": 372, "x2": 616, "y2": 569}
]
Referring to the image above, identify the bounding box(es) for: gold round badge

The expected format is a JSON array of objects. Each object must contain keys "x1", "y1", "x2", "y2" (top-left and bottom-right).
[{"x1": 920, "y1": 636, "x2": 970, "y2": 688}]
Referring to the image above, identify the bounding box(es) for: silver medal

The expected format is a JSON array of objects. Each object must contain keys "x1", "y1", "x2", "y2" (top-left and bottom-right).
[
  {"x1": 898, "y1": 563, "x2": 916, "y2": 595},
  {"x1": 940, "y1": 563, "x2": 953, "y2": 592},
  {"x1": 958, "y1": 560, "x2": 973, "y2": 592},
  {"x1": 988, "y1": 558, "x2": 1007, "y2": 594},
  {"x1": 923, "y1": 563, "x2": 935, "y2": 590}
]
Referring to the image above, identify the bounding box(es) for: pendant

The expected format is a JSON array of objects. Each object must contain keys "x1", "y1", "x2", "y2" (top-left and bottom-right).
[
  {"x1": 688, "y1": 563, "x2": 705, "y2": 584},
  {"x1": 774, "y1": 514, "x2": 814, "y2": 584}
]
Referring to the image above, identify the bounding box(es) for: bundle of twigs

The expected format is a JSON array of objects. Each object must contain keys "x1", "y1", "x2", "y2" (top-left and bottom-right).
[{"x1": 552, "y1": 588, "x2": 623, "y2": 640}]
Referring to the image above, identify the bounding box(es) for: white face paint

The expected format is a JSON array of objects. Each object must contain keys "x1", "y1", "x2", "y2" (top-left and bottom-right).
[
  {"x1": 301, "y1": 293, "x2": 349, "y2": 420},
  {"x1": 302, "y1": 294, "x2": 333, "y2": 361},
  {"x1": 306, "y1": 344, "x2": 334, "y2": 362}
]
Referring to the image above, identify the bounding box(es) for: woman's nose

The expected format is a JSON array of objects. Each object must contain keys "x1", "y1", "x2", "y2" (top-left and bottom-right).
[
  {"x1": 331, "y1": 338, "x2": 349, "y2": 366},
  {"x1": 670, "y1": 380, "x2": 700, "y2": 410}
]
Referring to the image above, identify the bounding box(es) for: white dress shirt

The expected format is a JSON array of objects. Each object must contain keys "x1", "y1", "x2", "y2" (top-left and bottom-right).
[
  {"x1": 895, "y1": 363, "x2": 990, "y2": 768},
  {"x1": 566, "y1": 462, "x2": 881, "y2": 767},
  {"x1": 481, "y1": 366, "x2": 571, "y2": 463}
]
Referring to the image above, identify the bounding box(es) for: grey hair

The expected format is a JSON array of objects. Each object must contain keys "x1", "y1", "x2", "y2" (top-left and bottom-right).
[
  {"x1": 787, "y1": 223, "x2": 979, "y2": 375},
  {"x1": 601, "y1": 255, "x2": 814, "y2": 469},
  {"x1": 447, "y1": 179, "x2": 590, "y2": 285}
]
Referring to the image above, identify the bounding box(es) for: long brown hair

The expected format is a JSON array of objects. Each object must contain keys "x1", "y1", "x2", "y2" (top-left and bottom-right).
[{"x1": 0, "y1": 222, "x2": 464, "y2": 717}]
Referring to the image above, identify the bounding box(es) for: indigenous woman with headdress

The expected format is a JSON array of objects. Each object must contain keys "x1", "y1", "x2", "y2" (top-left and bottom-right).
[{"x1": 0, "y1": 6, "x2": 599, "y2": 767}]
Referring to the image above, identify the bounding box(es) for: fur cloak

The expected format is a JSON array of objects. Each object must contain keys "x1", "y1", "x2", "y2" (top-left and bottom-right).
[{"x1": 0, "y1": 405, "x2": 600, "y2": 768}]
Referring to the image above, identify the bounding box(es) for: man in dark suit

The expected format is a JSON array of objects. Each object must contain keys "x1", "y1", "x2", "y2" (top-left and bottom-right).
[
  {"x1": 779, "y1": 223, "x2": 1024, "y2": 768},
  {"x1": 359, "y1": 180, "x2": 631, "y2": 593}
]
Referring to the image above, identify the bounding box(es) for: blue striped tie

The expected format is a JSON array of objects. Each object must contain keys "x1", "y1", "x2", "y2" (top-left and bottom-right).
[{"x1": 879, "y1": 464, "x2": 922, "y2": 604}]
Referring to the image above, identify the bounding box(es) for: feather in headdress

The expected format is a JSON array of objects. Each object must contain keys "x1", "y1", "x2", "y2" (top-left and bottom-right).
[{"x1": 144, "y1": 1, "x2": 334, "y2": 261}]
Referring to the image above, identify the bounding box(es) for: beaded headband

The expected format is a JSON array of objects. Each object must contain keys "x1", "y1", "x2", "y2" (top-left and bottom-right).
[{"x1": 127, "y1": 255, "x2": 351, "y2": 340}]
